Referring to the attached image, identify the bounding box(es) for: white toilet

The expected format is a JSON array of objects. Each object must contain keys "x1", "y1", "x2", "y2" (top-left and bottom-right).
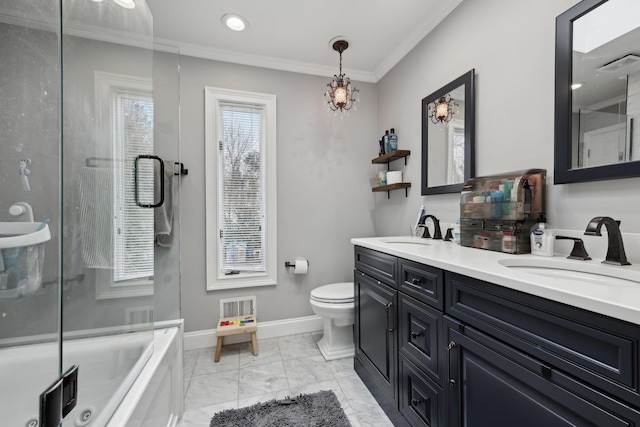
[{"x1": 310, "y1": 282, "x2": 355, "y2": 361}]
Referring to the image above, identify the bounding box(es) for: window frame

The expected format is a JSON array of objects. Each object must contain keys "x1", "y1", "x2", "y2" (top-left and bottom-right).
[
  {"x1": 94, "y1": 71, "x2": 154, "y2": 300},
  {"x1": 204, "y1": 87, "x2": 277, "y2": 290}
]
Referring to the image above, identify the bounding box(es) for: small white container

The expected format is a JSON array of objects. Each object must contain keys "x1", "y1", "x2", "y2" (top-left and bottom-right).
[
  {"x1": 530, "y1": 221, "x2": 554, "y2": 256},
  {"x1": 386, "y1": 171, "x2": 402, "y2": 185}
]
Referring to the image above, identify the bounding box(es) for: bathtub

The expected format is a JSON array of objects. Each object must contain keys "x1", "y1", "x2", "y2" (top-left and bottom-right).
[{"x1": 1, "y1": 322, "x2": 183, "y2": 427}]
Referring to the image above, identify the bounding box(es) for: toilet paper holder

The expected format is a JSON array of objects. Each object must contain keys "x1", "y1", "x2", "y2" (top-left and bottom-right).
[{"x1": 284, "y1": 260, "x2": 309, "y2": 268}]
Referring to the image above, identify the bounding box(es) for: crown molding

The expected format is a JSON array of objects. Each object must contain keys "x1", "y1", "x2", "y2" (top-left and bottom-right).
[
  {"x1": 373, "y1": 0, "x2": 463, "y2": 81},
  {"x1": 153, "y1": 37, "x2": 377, "y2": 83}
]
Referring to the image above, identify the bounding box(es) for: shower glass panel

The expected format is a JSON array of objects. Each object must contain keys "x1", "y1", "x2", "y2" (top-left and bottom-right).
[
  {"x1": 61, "y1": 0, "x2": 155, "y2": 425},
  {"x1": 0, "y1": 0, "x2": 62, "y2": 425},
  {"x1": 0, "y1": 0, "x2": 174, "y2": 424},
  {"x1": 153, "y1": 46, "x2": 182, "y2": 322}
]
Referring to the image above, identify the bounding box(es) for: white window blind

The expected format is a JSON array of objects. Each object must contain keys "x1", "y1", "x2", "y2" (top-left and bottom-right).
[
  {"x1": 218, "y1": 102, "x2": 266, "y2": 274},
  {"x1": 114, "y1": 93, "x2": 154, "y2": 282},
  {"x1": 448, "y1": 120, "x2": 465, "y2": 185}
]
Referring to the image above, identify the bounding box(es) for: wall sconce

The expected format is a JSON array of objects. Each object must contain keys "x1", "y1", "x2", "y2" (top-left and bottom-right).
[
  {"x1": 429, "y1": 94, "x2": 457, "y2": 124},
  {"x1": 324, "y1": 39, "x2": 359, "y2": 115}
]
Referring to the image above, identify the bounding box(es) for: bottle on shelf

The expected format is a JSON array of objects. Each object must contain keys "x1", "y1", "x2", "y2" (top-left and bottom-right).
[
  {"x1": 389, "y1": 128, "x2": 398, "y2": 151},
  {"x1": 384, "y1": 130, "x2": 390, "y2": 153}
]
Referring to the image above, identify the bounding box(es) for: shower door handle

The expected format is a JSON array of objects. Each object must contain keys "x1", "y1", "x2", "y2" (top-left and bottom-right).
[{"x1": 134, "y1": 154, "x2": 164, "y2": 208}]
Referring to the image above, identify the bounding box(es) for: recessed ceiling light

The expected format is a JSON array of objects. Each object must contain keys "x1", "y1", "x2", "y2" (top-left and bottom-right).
[
  {"x1": 222, "y1": 14, "x2": 248, "y2": 32},
  {"x1": 114, "y1": 0, "x2": 135, "y2": 9}
]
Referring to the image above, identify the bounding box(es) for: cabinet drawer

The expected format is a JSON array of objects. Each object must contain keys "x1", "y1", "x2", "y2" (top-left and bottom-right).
[
  {"x1": 399, "y1": 354, "x2": 444, "y2": 427},
  {"x1": 399, "y1": 258, "x2": 443, "y2": 310},
  {"x1": 445, "y1": 317, "x2": 640, "y2": 427},
  {"x1": 399, "y1": 293, "x2": 442, "y2": 384},
  {"x1": 446, "y1": 272, "x2": 640, "y2": 406},
  {"x1": 355, "y1": 246, "x2": 397, "y2": 288}
]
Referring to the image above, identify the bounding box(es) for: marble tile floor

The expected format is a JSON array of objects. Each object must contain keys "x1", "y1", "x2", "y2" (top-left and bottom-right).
[{"x1": 179, "y1": 331, "x2": 394, "y2": 427}]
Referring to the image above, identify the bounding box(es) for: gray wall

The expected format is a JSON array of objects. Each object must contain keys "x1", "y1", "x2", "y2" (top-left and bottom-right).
[
  {"x1": 375, "y1": 0, "x2": 640, "y2": 237},
  {"x1": 179, "y1": 58, "x2": 378, "y2": 332}
]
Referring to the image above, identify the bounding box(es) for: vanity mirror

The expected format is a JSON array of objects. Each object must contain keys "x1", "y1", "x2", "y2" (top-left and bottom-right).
[
  {"x1": 555, "y1": 0, "x2": 640, "y2": 184},
  {"x1": 421, "y1": 69, "x2": 475, "y2": 195}
]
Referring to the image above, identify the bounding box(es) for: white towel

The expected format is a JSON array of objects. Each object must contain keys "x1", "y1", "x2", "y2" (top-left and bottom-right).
[
  {"x1": 154, "y1": 160, "x2": 175, "y2": 247},
  {"x1": 78, "y1": 167, "x2": 114, "y2": 268}
]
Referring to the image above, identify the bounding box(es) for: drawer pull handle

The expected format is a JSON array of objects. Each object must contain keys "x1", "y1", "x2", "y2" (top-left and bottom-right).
[
  {"x1": 446, "y1": 341, "x2": 457, "y2": 387},
  {"x1": 411, "y1": 278, "x2": 421, "y2": 285},
  {"x1": 411, "y1": 399, "x2": 421, "y2": 406},
  {"x1": 410, "y1": 331, "x2": 421, "y2": 339}
]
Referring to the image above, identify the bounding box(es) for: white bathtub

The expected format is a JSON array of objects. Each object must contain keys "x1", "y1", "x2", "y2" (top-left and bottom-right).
[{"x1": 0, "y1": 322, "x2": 183, "y2": 427}]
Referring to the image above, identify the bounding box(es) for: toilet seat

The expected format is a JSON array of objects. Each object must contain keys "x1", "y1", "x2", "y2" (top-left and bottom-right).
[{"x1": 310, "y1": 282, "x2": 353, "y2": 304}]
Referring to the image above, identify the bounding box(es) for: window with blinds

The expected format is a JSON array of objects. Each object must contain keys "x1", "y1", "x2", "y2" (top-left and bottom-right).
[
  {"x1": 205, "y1": 87, "x2": 277, "y2": 290},
  {"x1": 114, "y1": 93, "x2": 155, "y2": 282},
  {"x1": 94, "y1": 71, "x2": 154, "y2": 299},
  {"x1": 218, "y1": 103, "x2": 266, "y2": 274}
]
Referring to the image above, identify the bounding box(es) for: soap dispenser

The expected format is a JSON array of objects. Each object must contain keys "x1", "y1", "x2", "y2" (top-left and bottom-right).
[{"x1": 530, "y1": 213, "x2": 554, "y2": 256}]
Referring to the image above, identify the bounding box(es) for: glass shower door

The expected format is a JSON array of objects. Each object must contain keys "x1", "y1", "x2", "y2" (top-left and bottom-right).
[
  {"x1": 0, "y1": 1, "x2": 62, "y2": 426},
  {"x1": 60, "y1": 0, "x2": 156, "y2": 425}
]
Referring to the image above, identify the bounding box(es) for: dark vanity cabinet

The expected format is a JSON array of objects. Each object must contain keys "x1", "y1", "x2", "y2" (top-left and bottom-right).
[
  {"x1": 354, "y1": 272, "x2": 398, "y2": 402},
  {"x1": 355, "y1": 247, "x2": 445, "y2": 427},
  {"x1": 354, "y1": 247, "x2": 401, "y2": 421},
  {"x1": 353, "y1": 246, "x2": 640, "y2": 427},
  {"x1": 397, "y1": 259, "x2": 445, "y2": 426}
]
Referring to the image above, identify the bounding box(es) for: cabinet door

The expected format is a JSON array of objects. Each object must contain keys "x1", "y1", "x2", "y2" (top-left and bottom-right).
[
  {"x1": 355, "y1": 271, "x2": 397, "y2": 401},
  {"x1": 445, "y1": 317, "x2": 640, "y2": 427}
]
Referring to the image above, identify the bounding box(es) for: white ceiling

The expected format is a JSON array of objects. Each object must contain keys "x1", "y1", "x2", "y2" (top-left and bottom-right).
[{"x1": 147, "y1": 0, "x2": 463, "y2": 83}]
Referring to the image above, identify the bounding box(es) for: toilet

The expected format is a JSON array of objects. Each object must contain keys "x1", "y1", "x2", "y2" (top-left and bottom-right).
[{"x1": 310, "y1": 282, "x2": 355, "y2": 361}]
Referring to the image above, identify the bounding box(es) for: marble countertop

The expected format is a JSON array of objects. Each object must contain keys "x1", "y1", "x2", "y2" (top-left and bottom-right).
[{"x1": 351, "y1": 236, "x2": 640, "y2": 326}]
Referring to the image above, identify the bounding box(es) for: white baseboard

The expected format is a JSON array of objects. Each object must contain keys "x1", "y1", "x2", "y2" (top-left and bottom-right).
[{"x1": 183, "y1": 315, "x2": 324, "y2": 351}]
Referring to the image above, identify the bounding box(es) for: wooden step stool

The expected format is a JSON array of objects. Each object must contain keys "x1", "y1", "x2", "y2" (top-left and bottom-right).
[{"x1": 215, "y1": 315, "x2": 258, "y2": 362}]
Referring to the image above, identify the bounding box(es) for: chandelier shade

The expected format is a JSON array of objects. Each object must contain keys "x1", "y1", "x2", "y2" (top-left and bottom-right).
[
  {"x1": 324, "y1": 40, "x2": 359, "y2": 115},
  {"x1": 429, "y1": 94, "x2": 457, "y2": 124}
]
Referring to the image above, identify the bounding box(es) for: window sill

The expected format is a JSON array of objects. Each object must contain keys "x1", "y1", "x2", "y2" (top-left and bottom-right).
[{"x1": 206, "y1": 275, "x2": 276, "y2": 291}]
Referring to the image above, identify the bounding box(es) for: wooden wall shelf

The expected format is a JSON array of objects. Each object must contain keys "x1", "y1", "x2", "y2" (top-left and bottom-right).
[
  {"x1": 372, "y1": 182, "x2": 411, "y2": 198},
  {"x1": 372, "y1": 150, "x2": 411, "y2": 165}
]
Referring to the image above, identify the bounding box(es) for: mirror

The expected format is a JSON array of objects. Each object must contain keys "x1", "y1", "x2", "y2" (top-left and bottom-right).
[
  {"x1": 555, "y1": 0, "x2": 640, "y2": 184},
  {"x1": 421, "y1": 69, "x2": 475, "y2": 195}
]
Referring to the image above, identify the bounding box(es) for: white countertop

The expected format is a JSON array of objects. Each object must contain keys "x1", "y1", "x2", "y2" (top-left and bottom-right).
[{"x1": 351, "y1": 236, "x2": 640, "y2": 326}]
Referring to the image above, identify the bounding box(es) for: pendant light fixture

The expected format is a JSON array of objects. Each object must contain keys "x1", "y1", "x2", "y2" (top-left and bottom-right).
[
  {"x1": 429, "y1": 94, "x2": 457, "y2": 124},
  {"x1": 324, "y1": 39, "x2": 359, "y2": 115}
]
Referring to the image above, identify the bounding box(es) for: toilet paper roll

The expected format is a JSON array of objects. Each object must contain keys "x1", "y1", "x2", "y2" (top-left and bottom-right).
[
  {"x1": 294, "y1": 257, "x2": 308, "y2": 274},
  {"x1": 386, "y1": 171, "x2": 402, "y2": 185}
]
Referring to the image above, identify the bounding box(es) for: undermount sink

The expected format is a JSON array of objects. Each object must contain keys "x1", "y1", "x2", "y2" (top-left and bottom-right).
[
  {"x1": 379, "y1": 237, "x2": 431, "y2": 246},
  {"x1": 498, "y1": 258, "x2": 640, "y2": 288}
]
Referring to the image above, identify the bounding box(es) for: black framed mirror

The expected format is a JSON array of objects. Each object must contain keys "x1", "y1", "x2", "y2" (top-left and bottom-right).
[
  {"x1": 421, "y1": 69, "x2": 475, "y2": 195},
  {"x1": 555, "y1": 0, "x2": 640, "y2": 184}
]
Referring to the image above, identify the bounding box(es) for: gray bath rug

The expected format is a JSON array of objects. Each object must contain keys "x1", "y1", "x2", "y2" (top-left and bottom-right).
[{"x1": 210, "y1": 390, "x2": 351, "y2": 427}]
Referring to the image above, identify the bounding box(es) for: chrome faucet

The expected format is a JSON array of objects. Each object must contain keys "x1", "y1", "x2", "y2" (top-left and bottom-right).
[
  {"x1": 584, "y1": 216, "x2": 631, "y2": 266},
  {"x1": 418, "y1": 214, "x2": 443, "y2": 240}
]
